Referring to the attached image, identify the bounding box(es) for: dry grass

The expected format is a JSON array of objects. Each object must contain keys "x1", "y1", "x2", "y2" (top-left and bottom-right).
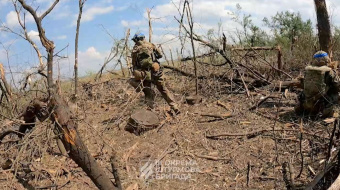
[{"x1": 0, "y1": 54, "x2": 339, "y2": 189}]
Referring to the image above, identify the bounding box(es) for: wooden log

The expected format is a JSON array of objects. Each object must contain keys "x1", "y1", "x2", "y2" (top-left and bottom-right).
[
  {"x1": 277, "y1": 46, "x2": 283, "y2": 70},
  {"x1": 206, "y1": 129, "x2": 330, "y2": 140},
  {"x1": 17, "y1": 97, "x2": 118, "y2": 190},
  {"x1": 0, "y1": 130, "x2": 23, "y2": 143},
  {"x1": 0, "y1": 63, "x2": 12, "y2": 101},
  {"x1": 110, "y1": 154, "x2": 122, "y2": 190},
  {"x1": 50, "y1": 95, "x2": 118, "y2": 190},
  {"x1": 267, "y1": 79, "x2": 303, "y2": 90},
  {"x1": 328, "y1": 175, "x2": 340, "y2": 190},
  {"x1": 163, "y1": 65, "x2": 196, "y2": 78},
  {"x1": 231, "y1": 46, "x2": 279, "y2": 51},
  {"x1": 181, "y1": 52, "x2": 217, "y2": 61},
  {"x1": 197, "y1": 112, "x2": 232, "y2": 119},
  {"x1": 282, "y1": 162, "x2": 296, "y2": 190},
  {"x1": 249, "y1": 95, "x2": 281, "y2": 111},
  {"x1": 314, "y1": 0, "x2": 332, "y2": 54}
]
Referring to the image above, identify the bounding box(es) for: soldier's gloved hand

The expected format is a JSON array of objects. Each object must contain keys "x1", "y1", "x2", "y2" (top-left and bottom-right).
[{"x1": 151, "y1": 62, "x2": 160, "y2": 72}]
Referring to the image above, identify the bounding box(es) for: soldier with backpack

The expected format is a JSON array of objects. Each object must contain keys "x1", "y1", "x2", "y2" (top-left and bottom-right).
[
  {"x1": 129, "y1": 32, "x2": 180, "y2": 114},
  {"x1": 295, "y1": 51, "x2": 339, "y2": 117}
]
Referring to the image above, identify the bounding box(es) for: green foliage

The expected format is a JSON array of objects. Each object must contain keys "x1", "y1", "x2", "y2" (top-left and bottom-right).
[
  {"x1": 231, "y1": 4, "x2": 270, "y2": 47},
  {"x1": 263, "y1": 11, "x2": 313, "y2": 48},
  {"x1": 332, "y1": 27, "x2": 340, "y2": 60}
]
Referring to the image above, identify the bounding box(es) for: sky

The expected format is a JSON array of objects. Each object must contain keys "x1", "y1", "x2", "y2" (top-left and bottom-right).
[{"x1": 1, "y1": 0, "x2": 340, "y2": 83}]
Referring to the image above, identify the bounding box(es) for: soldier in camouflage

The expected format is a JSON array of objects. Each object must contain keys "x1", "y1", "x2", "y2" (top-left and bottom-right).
[
  {"x1": 295, "y1": 51, "x2": 339, "y2": 117},
  {"x1": 128, "y1": 33, "x2": 180, "y2": 114}
]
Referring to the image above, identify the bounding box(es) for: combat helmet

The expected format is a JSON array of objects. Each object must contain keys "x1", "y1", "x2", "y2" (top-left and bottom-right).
[
  {"x1": 312, "y1": 51, "x2": 331, "y2": 66},
  {"x1": 132, "y1": 32, "x2": 145, "y2": 42}
]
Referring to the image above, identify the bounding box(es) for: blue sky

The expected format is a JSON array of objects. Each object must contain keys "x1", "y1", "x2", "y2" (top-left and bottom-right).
[{"x1": 1, "y1": 0, "x2": 340, "y2": 82}]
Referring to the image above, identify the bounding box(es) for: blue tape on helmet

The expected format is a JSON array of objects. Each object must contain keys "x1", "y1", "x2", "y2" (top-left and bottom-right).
[
  {"x1": 314, "y1": 53, "x2": 328, "y2": 58},
  {"x1": 132, "y1": 33, "x2": 145, "y2": 41},
  {"x1": 137, "y1": 33, "x2": 145, "y2": 38}
]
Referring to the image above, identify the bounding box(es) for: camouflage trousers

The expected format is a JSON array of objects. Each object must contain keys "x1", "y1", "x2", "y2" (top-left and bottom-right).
[
  {"x1": 128, "y1": 69, "x2": 178, "y2": 110},
  {"x1": 295, "y1": 92, "x2": 338, "y2": 117}
]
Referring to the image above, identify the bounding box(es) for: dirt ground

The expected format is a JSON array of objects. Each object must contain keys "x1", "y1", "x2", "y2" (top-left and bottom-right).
[{"x1": 0, "y1": 69, "x2": 339, "y2": 190}]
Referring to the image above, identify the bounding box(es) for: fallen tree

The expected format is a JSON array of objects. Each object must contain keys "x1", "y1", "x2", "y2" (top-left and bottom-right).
[
  {"x1": 1, "y1": 1, "x2": 120, "y2": 189},
  {"x1": 163, "y1": 64, "x2": 302, "y2": 91},
  {"x1": 328, "y1": 175, "x2": 340, "y2": 190}
]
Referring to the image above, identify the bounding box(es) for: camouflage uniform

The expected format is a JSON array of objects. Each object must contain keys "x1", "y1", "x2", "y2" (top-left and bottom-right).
[
  {"x1": 130, "y1": 39, "x2": 179, "y2": 112},
  {"x1": 296, "y1": 51, "x2": 339, "y2": 117}
]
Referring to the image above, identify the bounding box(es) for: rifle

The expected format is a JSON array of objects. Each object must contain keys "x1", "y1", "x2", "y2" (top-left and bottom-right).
[
  {"x1": 151, "y1": 50, "x2": 160, "y2": 64},
  {"x1": 151, "y1": 50, "x2": 162, "y2": 77}
]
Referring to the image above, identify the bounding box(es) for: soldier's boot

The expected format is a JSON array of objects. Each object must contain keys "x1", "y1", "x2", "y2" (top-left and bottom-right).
[
  {"x1": 128, "y1": 78, "x2": 143, "y2": 92},
  {"x1": 142, "y1": 81, "x2": 155, "y2": 109},
  {"x1": 322, "y1": 105, "x2": 335, "y2": 118},
  {"x1": 295, "y1": 102, "x2": 304, "y2": 116},
  {"x1": 322, "y1": 95, "x2": 339, "y2": 118},
  {"x1": 154, "y1": 78, "x2": 180, "y2": 114},
  {"x1": 170, "y1": 104, "x2": 181, "y2": 115}
]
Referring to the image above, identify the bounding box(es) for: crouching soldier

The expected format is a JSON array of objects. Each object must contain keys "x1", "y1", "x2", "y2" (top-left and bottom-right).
[
  {"x1": 128, "y1": 32, "x2": 180, "y2": 114},
  {"x1": 295, "y1": 51, "x2": 339, "y2": 117}
]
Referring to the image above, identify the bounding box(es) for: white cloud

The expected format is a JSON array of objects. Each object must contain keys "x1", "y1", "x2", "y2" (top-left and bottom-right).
[
  {"x1": 82, "y1": 6, "x2": 114, "y2": 22},
  {"x1": 27, "y1": 30, "x2": 40, "y2": 41},
  {"x1": 121, "y1": 20, "x2": 144, "y2": 27},
  {"x1": 78, "y1": 47, "x2": 109, "y2": 75},
  {"x1": 144, "y1": 0, "x2": 340, "y2": 54},
  {"x1": 5, "y1": 11, "x2": 34, "y2": 28},
  {"x1": 116, "y1": 6, "x2": 129, "y2": 12},
  {"x1": 6, "y1": 11, "x2": 20, "y2": 28},
  {"x1": 0, "y1": 0, "x2": 9, "y2": 7},
  {"x1": 58, "y1": 47, "x2": 109, "y2": 78}
]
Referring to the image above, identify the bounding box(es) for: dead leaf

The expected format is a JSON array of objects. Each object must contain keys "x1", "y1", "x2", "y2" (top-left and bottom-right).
[
  {"x1": 284, "y1": 89, "x2": 288, "y2": 98},
  {"x1": 126, "y1": 183, "x2": 138, "y2": 190},
  {"x1": 284, "y1": 123, "x2": 294, "y2": 128},
  {"x1": 323, "y1": 118, "x2": 336, "y2": 124},
  {"x1": 208, "y1": 151, "x2": 219, "y2": 157},
  {"x1": 217, "y1": 100, "x2": 231, "y2": 110},
  {"x1": 240, "y1": 121, "x2": 251, "y2": 125}
]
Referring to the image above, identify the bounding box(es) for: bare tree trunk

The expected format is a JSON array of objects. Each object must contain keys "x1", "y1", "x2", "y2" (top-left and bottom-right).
[
  {"x1": 95, "y1": 42, "x2": 121, "y2": 81},
  {"x1": 75, "y1": 0, "x2": 86, "y2": 98},
  {"x1": 277, "y1": 46, "x2": 283, "y2": 70},
  {"x1": 0, "y1": 63, "x2": 12, "y2": 101},
  {"x1": 185, "y1": 1, "x2": 198, "y2": 95},
  {"x1": 118, "y1": 60, "x2": 125, "y2": 77},
  {"x1": 125, "y1": 29, "x2": 132, "y2": 76},
  {"x1": 160, "y1": 45, "x2": 170, "y2": 65},
  {"x1": 123, "y1": 28, "x2": 130, "y2": 76},
  {"x1": 117, "y1": 31, "x2": 132, "y2": 77},
  {"x1": 314, "y1": 0, "x2": 332, "y2": 54},
  {"x1": 50, "y1": 96, "x2": 118, "y2": 190},
  {"x1": 329, "y1": 175, "x2": 340, "y2": 190},
  {"x1": 18, "y1": 0, "x2": 57, "y2": 93},
  {"x1": 17, "y1": 1, "x2": 119, "y2": 189},
  {"x1": 169, "y1": 47, "x2": 175, "y2": 67},
  {"x1": 222, "y1": 33, "x2": 227, "y2": 52},
  {"x1": 20, "y1": 98, "x2": 118, "y2": 190},
  {"x1": 147, "y1": 8, "x2": 152, "y2": 43}
]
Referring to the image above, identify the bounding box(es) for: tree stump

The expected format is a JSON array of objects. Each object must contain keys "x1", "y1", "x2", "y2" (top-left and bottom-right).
[
  {"x1": 126, "y1": 109, "x2": 160, "y2": 135},
  {"x1": 186, "y1": 95, "x2": 203, "y2": 105}
]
